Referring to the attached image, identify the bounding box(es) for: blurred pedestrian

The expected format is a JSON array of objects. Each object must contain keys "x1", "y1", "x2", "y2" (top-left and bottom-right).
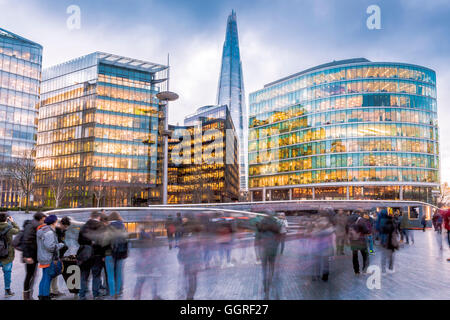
[
  {"x1": 380, "y1": 209, "x2": 399, "y2": 273},
  {"x1": 334, "y1": 209, "x2": 347, "y2": 255},
  {"x1": 177, "y1": 222, "x2": 203, "y2": 300},
  {"x1": 133, "y1": 229, "x2": 162, "y2": 300},
  {"x1": 346, "y1": 210, "x2": 370, "y2": 275},
  {"x1": 277, "y1": 213, "x2": 288, "y2": 255},
  {"x1": 256, "y1": 211, "x2": 281, "y2": 299},
  {"x1": 421, "y1": 214, "x2": 427, "y2": 232},
  {"x1": 165, "y1": 214, "x2": 176, "y2": 250}
]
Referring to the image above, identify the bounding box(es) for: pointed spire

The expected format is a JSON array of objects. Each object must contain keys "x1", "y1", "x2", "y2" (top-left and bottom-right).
[{"x1": 216, "y1": 10, "x2": 248, "y2": 191}]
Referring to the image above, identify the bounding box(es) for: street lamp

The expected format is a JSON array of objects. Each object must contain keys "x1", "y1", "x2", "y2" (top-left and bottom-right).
[{"x1": 156, "y1": 91, "x2": 179, "y2": 205}]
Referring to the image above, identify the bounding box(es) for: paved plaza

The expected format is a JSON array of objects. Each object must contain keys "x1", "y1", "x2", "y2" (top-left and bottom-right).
[{"x1": 2, "y1": 212, "x2": 449, "y2": 300}]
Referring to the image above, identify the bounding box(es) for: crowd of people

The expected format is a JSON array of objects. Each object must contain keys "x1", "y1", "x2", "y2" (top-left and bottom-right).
[
  {"x1": 0, "y1": 206, "x2": 448, "y2": 300},
  {"x1": 0, "y1": 210, "x2": 129, "y2": 300}
]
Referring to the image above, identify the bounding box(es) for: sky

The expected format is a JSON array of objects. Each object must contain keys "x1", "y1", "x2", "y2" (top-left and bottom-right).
[{"x1": 1, "y1": 0, "x2": 449, "y2": 181}]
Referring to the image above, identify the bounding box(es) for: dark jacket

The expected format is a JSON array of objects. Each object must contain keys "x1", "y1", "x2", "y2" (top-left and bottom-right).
[
  {"x1": 22, "y1": 219, "x2": 43, "y2": 261},
  {"x1": 102, "y1": 220, "x2": 127, "y2": 257},
  {"x1": 78, "y1": 219, "x2": 106, "y2": 257},
  {"x1": 256, "y1": 216, "x2": 281, "y2": 258},
  {"x1": 0, "y1": 221, "x2": 20, "y2": 265},
  {"x1": 346, "y1": 215, "x2": 369, "y2": 249},
  {"x1": 381, "y1": 216, "x2": 397, "y2": 250}
]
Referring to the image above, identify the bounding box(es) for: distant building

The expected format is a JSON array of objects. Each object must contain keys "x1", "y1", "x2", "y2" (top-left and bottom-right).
[
  {"x1": 168, "y1": 105, "x2": 239, "y2": 203},
  {"x1": 248, "y1": 58, "x2": 439, "y2": 204},
  {"x1": 0, "y1": 28, "x2": 42, "y2": 208},
  {"x1": 35, "y1": 52, "x2": 168, "y2": 207},
  {"x1": 217, "y1": 10, "x2": 248, "y2": 191}
]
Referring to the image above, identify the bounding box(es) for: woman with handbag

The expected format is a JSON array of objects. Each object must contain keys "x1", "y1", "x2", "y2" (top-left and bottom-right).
[
  {"x1": 36, "y1": 215, "x2": 65, "y2": 300},
  {"x1": 380, "y1": 210, "x2": 399, "y2": 274}
]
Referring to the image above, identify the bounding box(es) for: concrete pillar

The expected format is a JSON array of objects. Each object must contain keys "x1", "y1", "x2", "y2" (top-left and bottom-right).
[
  {"x1": 312, "y1": 187, "x2": 315, "y2": 200},
  {"x1": 289, "y1": 188, "x2": 293, "y2": 200},
  {"x1": 346, "y1": 186, "x2": 350, "y2": 200},
  {"x1": 262, "y1": 187, "x2": 266, "y2": 202},
  {"x1": 250, "y1": 191, "x2": 253, "y2": 202},
  {"x1": 399, "y1": 186, "x2": 403, "y2": 200}
]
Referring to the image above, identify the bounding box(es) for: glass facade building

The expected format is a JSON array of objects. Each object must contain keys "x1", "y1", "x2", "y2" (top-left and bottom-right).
[
  {"x1": 168, "y1": 105, "x2": 239, "y2": 203},
  {"x1": 248, "y1": 58, "x2": 439, "y2": 204},
  {"x1": 35, "y1": 52, "x2": 168, "y2": 207},
  {"x1": 0, "y1": 28, "x2": 42, "y2": 208},
  {"x1": 217, "y1": 10, "x2": 247, "y2": 191}
]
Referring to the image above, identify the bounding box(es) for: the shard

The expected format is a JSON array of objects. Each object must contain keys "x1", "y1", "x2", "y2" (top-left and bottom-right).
[{"x1": 217, "y1": 10, "x2": 247, "y2": 191}]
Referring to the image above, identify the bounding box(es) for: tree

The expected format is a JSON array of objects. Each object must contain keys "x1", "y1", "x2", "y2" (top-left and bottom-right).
[
  {"x1": 91, "y1": 180, "x2": 106, "y2": 207},
  {"x1": 7, "y1": 150, "x2": 35, "y2": 213},
  {"x1": 49, "y1": 171, "x2": 67, "y2": 208}
]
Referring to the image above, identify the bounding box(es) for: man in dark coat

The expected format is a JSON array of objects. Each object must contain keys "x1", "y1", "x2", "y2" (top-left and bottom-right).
[
  {"x1": 346, "y1": 210, "x2": 369, "y2": 275},
  {"x1": 78, "y1": 211, "x2": 106, "y2": 300},
  {"x1": 21, "y1": 212, "x2": 46, "y2": 300}
]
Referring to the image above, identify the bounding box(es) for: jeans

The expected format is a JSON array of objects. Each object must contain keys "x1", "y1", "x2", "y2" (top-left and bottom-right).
[
  {"x1": 24, "y1": 262, "x2": 37, "y2": 291},
  {"x1": 219, "y1": 242, "x2": 232, "y2": 264},
  {"x1": 366, "y1": 235, "x2": 374, "y2": 252},
  {"x1": 381, "y1": 247, "x2": 395, "y2": 272},
  {"x1": 0, "y1": 261, "x2": 12, "y2": 290},
  {"x1": 105, "y1": 255, "x2": 124, "y2": 296},
  {"x1": 79, "y1": 255, "x2": 103, "y2": 299},
  {"x1": 447, "y1": 230, "x2": 450, "y2": 248},
  {"x1": 352, "y1": 248, "x2": 369, "y2": 274},
  {"x1": 38, "y1": 263, "x2": 55, "y2": 297}
]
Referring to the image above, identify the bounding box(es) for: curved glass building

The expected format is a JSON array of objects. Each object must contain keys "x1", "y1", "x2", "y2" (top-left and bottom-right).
[
  {"x1": 0, "y1": 28, "x2": 42, "y2": 208},
  {"x1": 248, "y1": 58, "x2": 439, "y2": 204}
]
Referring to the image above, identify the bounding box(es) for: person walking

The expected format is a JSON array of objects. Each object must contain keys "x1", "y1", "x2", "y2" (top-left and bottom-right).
[
  {"x1": 165, "y1": 215, "x2": 176, "y2": 250},
  {"x1": 421, "y1": 214, "x2": 427, "y2": 232},
  {"x1": 334, "y1": 209, "x2": 347, "y2": 255},
  {"x1": 103, "y1": 211, "x2": 128, "y2": 299},
  {"x1": 256, "y1": 211, "x2": 281, "y2": 299},
  {"x1": 380, "y1": 209, "x2": 399, "y2": 273},
  {"x1": 133, "y1": 231, "x2": 162, "y2": 300},
  {"x1": 21, "y1": 212, "x2": 46, "y2": 300},
  {"x1": 36, "y1": 215, "x2": 65, "y2": 300},
  {"x1": 174, "y1": 212, "x2": 183, "y2": 248},
  {"x1": 278, "y1": 213, "x2": 288, "y2": 255},
  {"x1": 177, "y1": 221, "x2": 203, "y2": 300},
  {"x1": 346, "y1": 210, "x2": 370, "y2": 275},
  {"x1": 0, "y1": 213, "x2": 20, "y2": 298},
  {"x1": 362, "y1": 213, "x2": 375, "y2": 254},
  {"x1": 77, "y1": 211, "x2": 106, "y2": 300}
]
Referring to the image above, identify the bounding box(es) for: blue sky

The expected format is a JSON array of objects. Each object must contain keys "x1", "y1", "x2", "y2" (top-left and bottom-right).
[{"x1": 1, "y1": 0, "x2": 449, "y2": 181}]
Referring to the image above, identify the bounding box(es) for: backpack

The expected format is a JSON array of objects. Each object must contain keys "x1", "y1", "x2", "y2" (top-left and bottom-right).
[
  {"x1": 111, "y1": 232, "x2": 129, "y2": 260},
  {"x1": 390, "y1": 230, "x2": 400, "y2": 250},
  {"x1": 12, "y1": 220, "x2": 31, "y2": 252},
  {"x1": 348, "y1": 217, "x2": 362, "y2": 241},
  {"x1": 0, "y1": 226, "x2": 13, "y2": 259}
]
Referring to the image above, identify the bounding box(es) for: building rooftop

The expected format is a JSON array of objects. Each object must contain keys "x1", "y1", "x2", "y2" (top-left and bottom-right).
[
  {"x1": 0, "y1": 27, "x2": 43, "y2": 49},
  {"x1": 264, "y1": 58, "x2": 370, "y2": 88}
]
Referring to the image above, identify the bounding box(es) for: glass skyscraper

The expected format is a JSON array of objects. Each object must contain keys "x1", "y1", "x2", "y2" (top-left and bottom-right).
[
  {"x1": 168, "y1": 104, "x2": 239, "y2": 204},
  {"x1": 35, "y1": 52, "x2": 168, "y2": 207},
  {"x1": 0, "y1": 28, "x2": 42, "y2": 208},
  {"x1": 217, "y1": 10, "x2": 248, "y2": 192},
  {"x1": 248, "y1": 58, "x2": 439, "y2": 204}
]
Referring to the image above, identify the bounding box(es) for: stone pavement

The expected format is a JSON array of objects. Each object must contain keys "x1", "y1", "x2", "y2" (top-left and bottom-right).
[{"x1": 2, "y1": 212, "x2": 449, "y2": 300}]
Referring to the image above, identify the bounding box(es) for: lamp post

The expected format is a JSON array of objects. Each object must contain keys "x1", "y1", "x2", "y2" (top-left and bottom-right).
[{"x1": 156, "y1": 91, "x2": 179, "y2": 205}]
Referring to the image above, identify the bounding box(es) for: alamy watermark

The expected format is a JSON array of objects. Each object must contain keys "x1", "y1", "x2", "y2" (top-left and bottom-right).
[
  {"x1": 66, "y1": 5, "x2": 81, "y2": 30},
  {"x1": 366, "y1": 5, "x2": 381, "y2": 30}
]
